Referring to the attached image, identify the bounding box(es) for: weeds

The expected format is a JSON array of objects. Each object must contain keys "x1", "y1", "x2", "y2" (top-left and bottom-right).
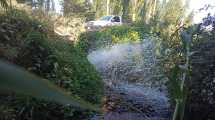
[{"x1": 168, "y1": 25, "x2": 199, "y2": 120}]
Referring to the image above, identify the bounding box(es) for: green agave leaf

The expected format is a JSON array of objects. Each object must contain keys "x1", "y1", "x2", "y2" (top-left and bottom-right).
[
  {"x1": 0, "y1": 61, "x2": 100, "y2": 112},
  {"x1": 168, "y1": 65, "x2": 182, "y2": 100},
  {"x1": 181, "y1": 31, "x2": 191, "y2": 49}
]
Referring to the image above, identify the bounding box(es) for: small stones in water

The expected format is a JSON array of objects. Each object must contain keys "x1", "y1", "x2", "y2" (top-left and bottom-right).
[
  {"x1": 103, "y1": 88, "x2": 157, "y2": 119},
  {"x1": 102, "y1": 95, "x2": 122, "y2": 112}
]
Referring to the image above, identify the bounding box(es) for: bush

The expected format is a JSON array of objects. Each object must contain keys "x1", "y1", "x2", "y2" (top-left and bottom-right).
[
  {"x1": 0, "y1": 9, "x2": 103, "y2": 119},
  {"x1": 77, "y1": 24, "x2": 153, "y2": 51}
]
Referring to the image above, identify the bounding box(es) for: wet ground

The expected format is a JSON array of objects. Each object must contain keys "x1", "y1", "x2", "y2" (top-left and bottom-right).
[
  {"x1": 91, "y1": 82, "x2": 171, "y2": 120},
  {"x1": 88, "y1": 42, "x2": 172, "y2": 120}
]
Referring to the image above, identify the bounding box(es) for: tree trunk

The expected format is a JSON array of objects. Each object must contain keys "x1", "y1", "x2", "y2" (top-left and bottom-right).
[
  {"x1": 45, "y1": 0, "x2": 50, "y2": 12},
  {"x1": 152, "y1": 0, "x2": 157, "y2": 18},
  {"x1": 106, "y1": 0, "x2": 110, "y2": 15},
  {"x1": 132, "y1": 0, "x2": 137, "y2": 21},
  {"x1": 122, "y1": 0, "x2": 130, "y2": 23},
  {"x1": 144, "y1": 0, "x2": 157, "y2": 24}
]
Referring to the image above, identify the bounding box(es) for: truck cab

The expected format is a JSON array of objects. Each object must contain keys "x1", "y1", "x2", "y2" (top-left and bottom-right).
[{"x1": 85, "y1": 15, "x2": 122, "y2": 31}]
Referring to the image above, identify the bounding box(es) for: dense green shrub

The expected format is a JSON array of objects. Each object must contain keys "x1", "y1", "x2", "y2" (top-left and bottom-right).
[
  {"x1": 43, "y1": 35, "x2": 104, "y2": 103},
  {"x1": 77, "y1": 25, "x2": 153, "y2": 51},
  {"x1": 0, "y1": 9, "x2": 103, "y2": 119},
  {"x1": 0, "y1": 10, "x2": 103, "y2": 103}
]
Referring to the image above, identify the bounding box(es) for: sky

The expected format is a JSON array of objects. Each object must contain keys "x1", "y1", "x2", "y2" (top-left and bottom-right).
[
  {"x1": 53, "y1": 0, "x2": 215, "y2": 23},
  {"x1": 54, "y1": 0, "x2": 62, "y2": 14},
  {"x1": 189, "y1": 0, "x2": 215, "y2": 23}
]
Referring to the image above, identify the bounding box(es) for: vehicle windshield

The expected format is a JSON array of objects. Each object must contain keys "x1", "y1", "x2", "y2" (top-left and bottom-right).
[{"x1": 99, "y1": 16, "x2": 112, "y2": 21}]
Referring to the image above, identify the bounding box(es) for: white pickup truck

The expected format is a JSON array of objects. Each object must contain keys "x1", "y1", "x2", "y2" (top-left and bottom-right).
[{"x1": 85, "y1": 15, "x2": 122, "y2": 31}]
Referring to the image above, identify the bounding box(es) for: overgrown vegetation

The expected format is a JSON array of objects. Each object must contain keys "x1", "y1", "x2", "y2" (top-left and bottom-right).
[
  {"x1": 0, "y1": 8, "x2": 103, "y2": 119},
  {"x1": 0, "y1": 0, "x2": 215, "y2": 120},
  {"x1": 78, "y1": 24, "x2": 154, "y2": 52},
  {"x1": 78, "y1": 3, "x2": 215, "y2": 120}
]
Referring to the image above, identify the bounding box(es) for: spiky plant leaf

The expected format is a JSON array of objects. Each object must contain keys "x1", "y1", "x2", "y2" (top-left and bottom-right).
[
  {"x1": 168, "y1": 65, "x2": 182, "y2": 100},
  {"x1": 0, "y1": 61, "x2": 100, "y2": 112}
]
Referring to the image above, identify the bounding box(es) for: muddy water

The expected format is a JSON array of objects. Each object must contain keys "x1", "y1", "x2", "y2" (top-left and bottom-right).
[{"x1": 88, "y1": 39, "x2": 171, "y2": 120}]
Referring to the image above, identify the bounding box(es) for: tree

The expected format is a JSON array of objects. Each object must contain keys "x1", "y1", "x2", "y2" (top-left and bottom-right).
[
  {"x1": 110, "y1": 0, "x2": 122, "y2": 15},
  {"x1": 0, "y1": 0, "x2": 8, "y2": 9},
  {"x1": 131, "y1": 0, "x2": 137, "y2": 21},
  {"x1": 63, "y1": 0, "x2": 88, "y2": 16},
  {"x1": 143, "y1": 0, "x2": 158, "y2": 24},
  {"x1": 106, "y1": 0, "x2": 109, "y2": 15},
  {"x1": 44, "y1": 0, "x2": 55, "y2": 11},
  {"x1": 156, "y1": 0, "x2": 187, "y2": 46},
  {"x1": 121, "y1": 0, "x2": 130, "y2": 22},
  {"x1": 161, "y1": 0, "x2": 185, "y2": 26}
]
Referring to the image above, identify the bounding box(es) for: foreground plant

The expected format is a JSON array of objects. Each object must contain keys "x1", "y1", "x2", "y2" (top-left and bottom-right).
[
  {"x1": 168, "y1": 25, "x2": 199, "y2": 120},
  {"x1": 0, "y1": 60, "x2": 100, "y2": 112}
]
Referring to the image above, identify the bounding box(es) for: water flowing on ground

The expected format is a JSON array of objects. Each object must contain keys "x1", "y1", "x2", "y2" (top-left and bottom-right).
[{"x1": 88, "y1": 38, "x2": 172, "y2": 120}]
